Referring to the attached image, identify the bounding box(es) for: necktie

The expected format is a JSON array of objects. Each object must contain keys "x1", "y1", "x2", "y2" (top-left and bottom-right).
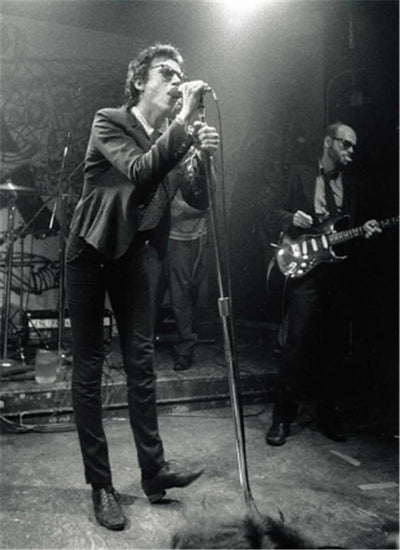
[
  {"x1": 138, "y1": 181, "x2": 169, "y2": 231},
  {"x1": 321, "y1": 171, "x2": 339, "y2": 217},
  {"x1": 138, "y1": 130, "x2": 180, "y2": 231}
]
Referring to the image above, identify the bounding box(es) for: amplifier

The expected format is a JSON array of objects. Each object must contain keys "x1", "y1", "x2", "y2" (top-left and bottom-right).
[{"x1": 26, "y1": 309, "x2": 113, "y2": 345}]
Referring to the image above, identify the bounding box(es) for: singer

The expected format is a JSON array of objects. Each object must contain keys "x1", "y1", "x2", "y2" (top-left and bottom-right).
[{"x1": 65, "y1": 43, "x2": 219, "y2": 531}]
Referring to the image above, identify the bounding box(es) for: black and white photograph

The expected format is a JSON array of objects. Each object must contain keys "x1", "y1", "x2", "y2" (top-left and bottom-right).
[{"x1": 0, "y1": 1, "x2": 398, "y2": 548}]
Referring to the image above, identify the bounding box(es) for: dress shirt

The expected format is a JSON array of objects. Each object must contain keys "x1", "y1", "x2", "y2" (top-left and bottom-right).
[
  {"x1": 131, "y1": 106, "x2": 155, "y2": 138},
  {"x1": 314, "y1": 163, "x2": 344, "y2": 221}
]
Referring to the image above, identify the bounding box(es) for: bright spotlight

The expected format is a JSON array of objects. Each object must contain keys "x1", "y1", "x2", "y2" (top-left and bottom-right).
[{"x1": 222, "y1": 0, "x2": 265, "y2": 16}]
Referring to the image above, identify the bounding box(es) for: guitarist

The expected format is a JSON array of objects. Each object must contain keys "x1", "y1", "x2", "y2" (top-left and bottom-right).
[{"x1": 266, "y1": 122, "x2": 381, "y2": 446}]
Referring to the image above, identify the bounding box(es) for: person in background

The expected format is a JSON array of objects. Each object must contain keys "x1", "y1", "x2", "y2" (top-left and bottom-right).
[
  {"x1": 266, "y1": 122, "x2": 381, "y2": 447},
  {"x1": 66, "y1": 43, "x2": 219, "y2": 530},
  {"x1": 165, "y1": 156, "x2": 209, "y2": 371}
]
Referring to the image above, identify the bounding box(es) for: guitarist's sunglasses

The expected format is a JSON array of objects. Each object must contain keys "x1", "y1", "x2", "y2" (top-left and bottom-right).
[{"x1": 332, "y1": 137, "x2": 356, "y2": 150}]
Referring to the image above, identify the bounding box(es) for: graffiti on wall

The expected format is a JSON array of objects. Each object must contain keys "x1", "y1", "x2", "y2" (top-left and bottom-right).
[{"x1": 0, "y1": 20, "x2": 125, "y2": 302}]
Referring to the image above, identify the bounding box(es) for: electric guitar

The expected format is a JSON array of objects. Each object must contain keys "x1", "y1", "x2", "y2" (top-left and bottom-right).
[{"x1": 274, "y1": 215, "x2": 398, "y2": 279}]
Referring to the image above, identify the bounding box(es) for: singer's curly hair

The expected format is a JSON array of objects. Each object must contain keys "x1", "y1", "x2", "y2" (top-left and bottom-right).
[{"x1": 124, "y1": 43, "x2": 183, "y2": 108}]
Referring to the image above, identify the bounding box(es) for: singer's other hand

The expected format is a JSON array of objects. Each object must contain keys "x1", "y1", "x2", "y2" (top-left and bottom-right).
[
  {"x1": 177, "y1": 81, "x2": 211, "y2": 124},
  {"x1": 192, "y1": 121, "x2": 219, "y2": 154}
]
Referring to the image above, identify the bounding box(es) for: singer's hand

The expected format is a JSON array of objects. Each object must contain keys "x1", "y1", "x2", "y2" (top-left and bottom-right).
[
  {"x1": 192, "y1": 121, "x2": 219, "y2": 154},
  {"x1": 177, "y1": 81, "x2": 211, "y2": 124}
]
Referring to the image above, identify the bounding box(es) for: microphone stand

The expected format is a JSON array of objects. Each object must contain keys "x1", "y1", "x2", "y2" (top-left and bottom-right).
[
  {"x1": 198, "y1": 98, "x2": 259, "y2": 516},
  {"x1": 0, "y1": 190, "x2": 18, "y2": 367},
  {"x1": 49, "y1": 145, "x2": 70, "y2": 363}
]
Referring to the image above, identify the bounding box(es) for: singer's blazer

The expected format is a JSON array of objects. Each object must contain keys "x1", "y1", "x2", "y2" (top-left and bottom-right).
[{"x1": 70, "y1": 106, "x2": 208, "y2": 259}]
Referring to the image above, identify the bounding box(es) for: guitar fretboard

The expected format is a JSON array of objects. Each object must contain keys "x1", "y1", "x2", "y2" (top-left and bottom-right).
[
  {"x1": 379, "y1": 217, "x2": 398, "y2": 229},
  {"x1": 328, "y1": 217, "x2": 398, "y2": 245}
]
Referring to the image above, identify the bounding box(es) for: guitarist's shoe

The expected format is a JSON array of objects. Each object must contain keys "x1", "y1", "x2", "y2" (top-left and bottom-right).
[
  {"x1": 316, "y1": 405, "x2": 347, "y2": 442},
  {"x1": 266, "y1": 422, "x2": 290, "y2": 446},
  {"x1": 318, "y1": 418, "x2": 347, "y2": 442}
]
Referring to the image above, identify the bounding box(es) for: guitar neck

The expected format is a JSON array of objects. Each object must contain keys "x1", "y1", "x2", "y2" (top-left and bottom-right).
[{"x1": 328, "y1": 217, "x2": 398, "y2": 246}]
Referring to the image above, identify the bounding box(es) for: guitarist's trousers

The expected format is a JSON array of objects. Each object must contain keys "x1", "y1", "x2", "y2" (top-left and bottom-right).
[{"x1": 273, "y1": 263, "x2": 351, "y2": 423}]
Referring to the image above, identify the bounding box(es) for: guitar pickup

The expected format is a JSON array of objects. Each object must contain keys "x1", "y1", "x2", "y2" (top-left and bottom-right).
[{"x1": 311, "y1": 238, "x2": 318, "y2": 252}]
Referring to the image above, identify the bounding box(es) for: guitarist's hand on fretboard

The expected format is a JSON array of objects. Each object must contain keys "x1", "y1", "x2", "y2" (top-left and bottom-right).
[
  {"x1": 293, "y1": 210, "x2": 313, "y2": 229},
  {"x1": 363, "y1": 219, "x2": 382, "y2": 239}
]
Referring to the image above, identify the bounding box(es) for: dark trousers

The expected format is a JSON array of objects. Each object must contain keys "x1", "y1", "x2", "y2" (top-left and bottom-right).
[
  {"x1": 66, "y1": 234, "x2": 165, "y2": 487},
  {"x1": 165, "y1": 236, "x2": 207, "y2": 358},
  {"x1": 274, "y1": 264, "x2": 351, "y2": 423}
]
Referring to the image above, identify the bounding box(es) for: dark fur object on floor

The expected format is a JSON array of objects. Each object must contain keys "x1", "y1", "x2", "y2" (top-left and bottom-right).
[{"x1": 170, "y1": 512, "x2": 315, "y2": 549}]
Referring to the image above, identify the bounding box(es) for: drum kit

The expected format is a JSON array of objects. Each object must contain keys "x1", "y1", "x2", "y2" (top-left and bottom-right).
[{"x1": 0, "y1": 179, "x2": 72, "y2": 368}]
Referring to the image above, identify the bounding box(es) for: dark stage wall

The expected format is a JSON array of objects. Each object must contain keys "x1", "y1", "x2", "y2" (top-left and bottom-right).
[
  {"x1": 0, "y1": 0, "x2": 326, "y2": 307},
  {"x1": 0, "y1": 1, "x2": 398, "y2": 379}
]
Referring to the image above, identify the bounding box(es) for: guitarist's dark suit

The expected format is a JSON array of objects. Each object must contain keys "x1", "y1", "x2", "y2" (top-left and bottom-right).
[
  {"x1": 276, "y1": 164, "x2": 363, "y2": 233},
  {"x1": 272, "y1": 163, "x2": 366, "y2": 429}
]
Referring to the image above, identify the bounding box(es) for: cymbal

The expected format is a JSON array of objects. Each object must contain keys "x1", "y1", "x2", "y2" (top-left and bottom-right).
[{"x1": 0, "y1": 181, "x2": 37, "y2": 194}]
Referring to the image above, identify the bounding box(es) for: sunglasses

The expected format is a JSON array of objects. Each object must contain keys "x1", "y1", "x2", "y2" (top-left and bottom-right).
[
  {"x1": 149, "y1": 63, "x2": 185, "y2": 83},
  {"x1": 332, "y1": 137, "x2": 356, "y2": 150}
]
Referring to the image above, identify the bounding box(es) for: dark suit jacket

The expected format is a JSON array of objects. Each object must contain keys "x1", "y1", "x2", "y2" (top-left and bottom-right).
[
  {"x1": 70, "y1": 106, "x2": 207, "y2": 259},
  {"x1": 275, "y1": 164, "x2": 365, "y2": 236}
]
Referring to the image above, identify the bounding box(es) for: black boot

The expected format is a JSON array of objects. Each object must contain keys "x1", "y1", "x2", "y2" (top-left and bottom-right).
[
  {"x1": 266, "y1": 393, "x2": 297, "y2": 446},
  {"x1": 316, "y1": 402, "x2": 347, "y2": 442},
  {"x1": 266, "y1": 421, "x2": 291, "y2": 446}
]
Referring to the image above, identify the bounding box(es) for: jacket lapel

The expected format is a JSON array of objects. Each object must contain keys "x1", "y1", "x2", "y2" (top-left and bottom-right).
[
  {"x1": 341, "y1": 173, "x2": 357, "y2": 225},
  {"x1": 121, "y1": 107, "x2": 152, "y2": 151},
  {"x1": 299, "y1": 165, "x2": 318, "y2": 213}
]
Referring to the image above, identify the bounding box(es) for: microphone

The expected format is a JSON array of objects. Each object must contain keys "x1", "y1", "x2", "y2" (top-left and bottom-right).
[{"x1": 168, "y1": 83, "x2": 214, "y2": 99}]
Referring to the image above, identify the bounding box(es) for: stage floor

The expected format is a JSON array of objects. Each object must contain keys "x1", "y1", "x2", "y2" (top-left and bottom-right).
[
  {"x1": 1, "y1": 330, "x2": 399, "y2": 548},
  {"x1": 0, "y1": 329, "x2": 280, "y2": 421},
  {"x1": 0, "y1": 402, "x2": 398, "y2": 549}
]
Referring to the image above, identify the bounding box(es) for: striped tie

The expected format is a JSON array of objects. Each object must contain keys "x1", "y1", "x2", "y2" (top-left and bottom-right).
[
  {"x1": 138, "y1": 131, "x2": 196, "y2": 231},
  {"x1": 139, "y1": 130, "x2": 177, "y2": 231},
  {"x1": 138, "y1": 180, "x2": 170, "y2": 231}
]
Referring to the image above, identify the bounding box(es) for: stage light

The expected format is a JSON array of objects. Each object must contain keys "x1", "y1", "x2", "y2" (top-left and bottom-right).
[
  {"x1": 221, "y1": 0, "x2": 265, "y2": 17},
  {"x1": 217, "y1": 0, "x2": 284, "y2": 28}
]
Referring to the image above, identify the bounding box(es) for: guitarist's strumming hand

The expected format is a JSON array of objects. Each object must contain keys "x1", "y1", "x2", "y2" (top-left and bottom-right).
[
  {"x1": 293, "y1": 210, "x2": 313, "y2": 229},
  {"x1": 363, "y1": 219, "x2": 382, "y2": 239}
]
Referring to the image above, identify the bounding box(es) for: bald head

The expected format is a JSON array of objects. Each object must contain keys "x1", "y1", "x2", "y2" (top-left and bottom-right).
[{"x1": 322, "y1": 122, "x2": 357, "y2": 172}]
